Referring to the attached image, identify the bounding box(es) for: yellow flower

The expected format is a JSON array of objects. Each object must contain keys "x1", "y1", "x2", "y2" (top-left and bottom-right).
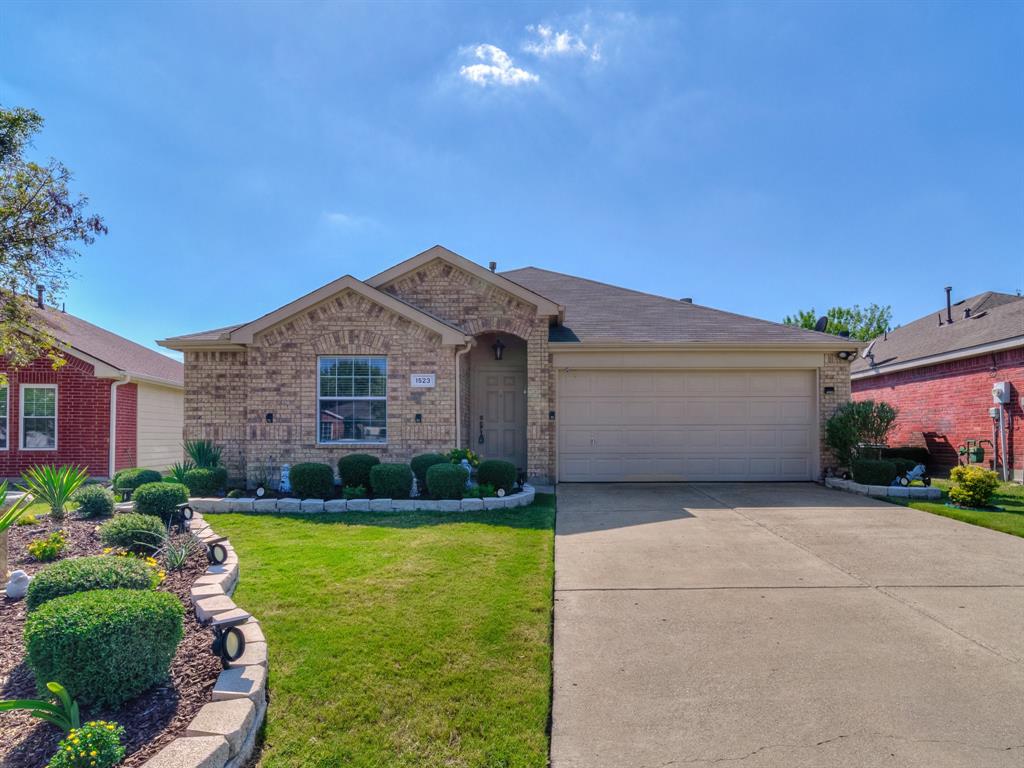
[
  {"x1": 105, "y1": 724, "x2": 115, "y2": 730},
  {"x1": 90, "y1": 751, "x2": 97, "y2": 756}
]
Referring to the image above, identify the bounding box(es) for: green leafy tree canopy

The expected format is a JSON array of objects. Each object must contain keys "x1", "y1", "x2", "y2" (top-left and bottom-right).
[
  {"x1": 0, "y1": 105, "x2": 106, "y2": 376},
  {"x1": 784, "y1": 304, "x2": 892, "y2": 341}
]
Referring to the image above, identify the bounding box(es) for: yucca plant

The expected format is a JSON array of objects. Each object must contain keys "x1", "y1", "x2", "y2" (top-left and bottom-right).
[
  {"x1": 184, "y1": 439, "x2": 222, "y2": 469},
  {"x1": 166, "y1": 460, "x2": 196, "y2": 485},
  {"x1": 1, "y1": 481, "x2": 35, "y2": 577},
  {"x1": 18, "y1": 465, "x2": 88, "y2": 520},
  {"x1": 0, "y1": 681, "x2": 80, "y2": 733}
]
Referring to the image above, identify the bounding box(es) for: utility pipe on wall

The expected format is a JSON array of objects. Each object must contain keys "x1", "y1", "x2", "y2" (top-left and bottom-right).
[
  {"x1": 109, "y1": 376, "x2": 130, "y2": 480},
  {"x1": 453, "y1": 340, "x2": 476, "y2": 449}
]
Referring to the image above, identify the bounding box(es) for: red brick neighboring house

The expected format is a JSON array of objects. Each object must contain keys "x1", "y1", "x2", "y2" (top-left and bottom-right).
[
  {"x1": 0, "y1": 302, "x2": 184, "y2": 479},
  {"x1": 851, "y1": 291, "x2": 1023, "y2": 480}
]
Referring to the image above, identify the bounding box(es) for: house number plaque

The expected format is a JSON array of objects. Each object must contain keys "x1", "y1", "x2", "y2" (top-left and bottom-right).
[{"x1": 410, "y1": 373, "x2": 436, "y2": 388}]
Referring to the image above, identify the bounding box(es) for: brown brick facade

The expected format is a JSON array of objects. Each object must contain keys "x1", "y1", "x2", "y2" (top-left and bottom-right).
[{"x1": 819, "y1": 355, "x2": 853, "y2": 472}]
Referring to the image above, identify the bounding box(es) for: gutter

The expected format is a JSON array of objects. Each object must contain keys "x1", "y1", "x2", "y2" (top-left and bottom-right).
[
  {"x1": 851, "y1": 335, "x2": 1024, "y2": 380},
  {"x1": 453, "y1": 339, "x2": 476, "y2": 449},
  {"x1": 109, "y1": 376, "x2": 130, "y2": 480}
]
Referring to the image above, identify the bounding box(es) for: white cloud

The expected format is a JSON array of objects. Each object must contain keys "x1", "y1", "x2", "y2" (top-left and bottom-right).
[
  {"x1": 523, "y1": 24, "x2": 600, "y2": 61},
  {"x1": 459, "y1": 44, "x2": 539, "y2": 87}
]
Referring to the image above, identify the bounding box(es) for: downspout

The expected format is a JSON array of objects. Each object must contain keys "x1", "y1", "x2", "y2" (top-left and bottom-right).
[
  {"x1": 454, "y1": 339, "x2": 476, "y2": 449},
  {"x1": 109, "y1": 376, "x2": 130, "y2": 480}
]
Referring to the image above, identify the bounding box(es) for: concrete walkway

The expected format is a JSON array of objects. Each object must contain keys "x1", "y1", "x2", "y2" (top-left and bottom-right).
[{"x1": 551, "y1": 483, "x2": 1024, "y2": 768}]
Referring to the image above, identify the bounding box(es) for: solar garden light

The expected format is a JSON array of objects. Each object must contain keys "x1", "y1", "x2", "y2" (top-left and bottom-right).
[
  {"x1": 206, "y1": 536, "x2": 230, "y2": 566},
  {"x1": 171, "y1": 503, "x2": 193, "y2": 534},
  {"x1": 207, "y1": 611, "x2": 249, "y2": 668}
]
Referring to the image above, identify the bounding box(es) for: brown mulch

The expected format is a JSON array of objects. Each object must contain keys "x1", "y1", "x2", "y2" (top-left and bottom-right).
[{"x1": 1, "y1": 514, "x2": 224, "y2": 767}]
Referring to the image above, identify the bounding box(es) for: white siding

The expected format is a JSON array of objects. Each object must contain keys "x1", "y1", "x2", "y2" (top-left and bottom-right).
[{"x1": 137, "y1": 383, "x2": 183, "y2": 471}]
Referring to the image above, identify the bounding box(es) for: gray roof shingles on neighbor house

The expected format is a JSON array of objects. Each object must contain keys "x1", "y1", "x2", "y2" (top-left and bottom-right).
[
  {"x1": 503, "y1": 266, "x2": 848, "y2": 345},
  {"x1": 33, "y1": 304, "x2": 184, "y2": 387},
  {"x1": 851, "y1": 291, "x2": 1024, "y2": 376}
]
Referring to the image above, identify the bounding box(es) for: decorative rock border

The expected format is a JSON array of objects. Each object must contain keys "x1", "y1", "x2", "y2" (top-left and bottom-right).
[
  {"x1": 825, "y1": 476, "x2": 942, "y2": 500},
  {"x1": 141, "y1": 511, "x2": 267, "y2": 768},
  {"x1": 190, "y1": 484, "x2": 537, "y2": 515}
]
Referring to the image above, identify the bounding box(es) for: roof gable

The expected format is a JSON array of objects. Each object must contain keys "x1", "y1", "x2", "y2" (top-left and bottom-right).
[
  {"x1": 227, "y1": 275, "x2": 467, "y2": 345},
  {"x1": 366, "y1": 245, "x2": 562, "y2": 318}
]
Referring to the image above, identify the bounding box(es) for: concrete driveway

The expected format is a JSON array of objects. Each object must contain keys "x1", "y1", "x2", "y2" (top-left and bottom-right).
[{"x1": 552, "y1": 483, "x2": 1024, "y2": 768}]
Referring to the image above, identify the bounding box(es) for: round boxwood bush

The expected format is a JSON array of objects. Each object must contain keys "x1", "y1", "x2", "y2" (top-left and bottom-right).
[
  {"x1": 113, "y1": 468, "x2": 162, "y2": 492},
  {"x1": 182, "y1": 466, "x2": 228, "y2": 497},
  {"x1": 476, "y1": 459, "x2": 517, "y2": 494},
  {"x1": 133, "y1": 481, "x2": 189, "y2": 522},
  {"x1": 949, "y1": 465, "x2": 1000, "y2": 508},
  {"x1": 26, "y1": 555, "x2": 154, "y2": 611},
  {"x1": 851, "y1": 458, "x2": 897, "y2": 486},
  {"x1": 72, "y1": 484, "x2": 115, "y2": 518},
  {"x1": 338, "y1": 453, "x2": 380, "y2": 490},
  {"x1": 410, "y1": 453, "x2": 447, "y2": 492},
  {"x1": 289, "y1": 462, "x2": 335, "y2": 499},
  {"x1": 369, "y1": 463, "x2": 414, "y2": 499},
  {"x1": 25, "y1": 588, "x2": 184, "y2": 707},
  {"x1": 99, "y1": 513, "x2": 166, "y2": 553},
  {"x1": 426, "y1": 463, "x2": 468, "y2": 500}
]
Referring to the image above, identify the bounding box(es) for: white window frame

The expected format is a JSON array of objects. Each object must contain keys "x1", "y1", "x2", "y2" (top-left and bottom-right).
[
  {"x1": 0, "y1": 384, "x2": 8, "y2": 451},
  {"x1": 20, "y1": 383, "x2": 58, "y2": 452},
  {"x1": 316, "y1": 356, "x2": 388, "y2": 445}
]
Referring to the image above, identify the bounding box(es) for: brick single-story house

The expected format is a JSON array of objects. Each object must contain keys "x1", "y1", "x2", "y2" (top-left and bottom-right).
[
  {"x1": 160, "y1": 245, "x2": 856, "y2": 485},
  {"x1": 852, "y1": 289, "x2": 1022, "y2": 480},
  {"x1": 0, "y1": 299, "x2": 184, "y2": 479}
]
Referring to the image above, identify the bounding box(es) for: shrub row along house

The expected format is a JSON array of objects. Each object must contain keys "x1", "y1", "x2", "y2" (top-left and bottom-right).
[
  {"x1": 852, "y1": 289, "x2": 1022, "y2": 479},
  {"x1": 0, "y1": 294, "x2": 184, "y2": 479},
  {"x1": 160, "y1": 246, "x2": 856, "y2": 485}
]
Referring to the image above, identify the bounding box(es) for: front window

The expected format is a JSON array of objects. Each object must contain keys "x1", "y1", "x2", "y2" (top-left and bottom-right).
[
  {"x1": 21, "y1": 384, "x2": 57, "y2": 450},
  {"x1": 0, "y1": 385, "x2": 7, "y2": 449},
  {"x1": 318, "y1": 356, "x2": 387, "y2": 443}
]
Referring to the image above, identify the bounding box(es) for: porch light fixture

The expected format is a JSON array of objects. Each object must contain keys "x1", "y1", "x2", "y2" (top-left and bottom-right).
[
  {"x1": 836, "y1": 350, "x2": 858, "y2": 361},
  {"x1": 492, "y1": 337, "x2": 506, "y2": 361}
]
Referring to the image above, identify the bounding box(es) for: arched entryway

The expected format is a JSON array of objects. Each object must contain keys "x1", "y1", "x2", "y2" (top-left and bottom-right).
[{"x1": 468, "y1": 332, "x2": 527, "y2": 471}]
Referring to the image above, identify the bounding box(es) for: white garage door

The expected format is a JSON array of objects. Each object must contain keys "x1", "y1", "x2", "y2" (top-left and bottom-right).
[{"x1": 558, "y1": 369, "x2": 817, "y2": 482}]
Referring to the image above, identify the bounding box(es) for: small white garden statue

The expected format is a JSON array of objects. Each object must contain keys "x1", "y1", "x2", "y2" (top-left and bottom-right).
[
  {"x1": 279, "y1": 463, "x2": 291, "y2": 494},
  {"x1": 5, "y1": 569, "x2": 30, "y2": 600},
  {"x1": 461, "y1": 458, "x2": 473, "y2": 488}
]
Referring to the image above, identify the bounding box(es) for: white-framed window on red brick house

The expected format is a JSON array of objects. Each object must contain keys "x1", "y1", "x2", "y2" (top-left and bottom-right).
[
  {"x1": 20, "y1": 383, "x2": 57, "y2": 451},
  {"x1": 317, "y1": 356, "x2": 387, "y2": 444},
  {"x1": 0, "y1": 385, "x2": 7, "y2": 450}
]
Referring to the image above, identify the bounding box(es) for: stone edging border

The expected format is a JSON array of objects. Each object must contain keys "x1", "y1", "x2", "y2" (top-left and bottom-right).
[
  {"x1": 825, "y1": 476, "x2": 942, "y2": 500},
  {"x1": 189, "y1": 484, "x2": 537, "y2": 515},
  {"x1": 140, "y1": 511, "x2": 267, "y2": 768}
]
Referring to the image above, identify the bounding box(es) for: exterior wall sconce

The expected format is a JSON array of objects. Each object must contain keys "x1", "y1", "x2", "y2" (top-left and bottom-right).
[
  {"x1": 836, "y1": 350, "x2": 856, "y2": 361},
  {"x1": 492, "y1": 337, "x2": 506, "y2": 361}
]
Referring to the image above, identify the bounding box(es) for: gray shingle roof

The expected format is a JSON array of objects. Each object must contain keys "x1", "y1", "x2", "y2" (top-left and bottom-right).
[
  {"x1": 851, "y1": 291, "x2": 1024, "y2": 375},
  {"x1": 502, "y1": 267, "x2": 851, "y2": 345},
  {"x1": 33, "y1": 305, "x2": 184, "y2": 386}
]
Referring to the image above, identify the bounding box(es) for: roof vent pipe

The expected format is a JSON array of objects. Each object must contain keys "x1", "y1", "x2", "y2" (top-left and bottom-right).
[
  {"x1": 35, "y1": 284, "x2": 44, "y2": 309},
  {"x1": 964, "y1": 307, "x2": 972, "y2": 319},
  {"x1": 488, "y1": 261, "x2": 497, "y2": 273},
  {"x1": 945, "y1": 286, "x2": 953, "y2": 323},
  {"x1": 680, "y1": 297, "x2": 693, "y2": 303}
]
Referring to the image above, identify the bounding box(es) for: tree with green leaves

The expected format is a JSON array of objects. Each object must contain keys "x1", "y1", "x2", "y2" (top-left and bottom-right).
[
  {"x1": 783, "y1": 303, "x2": 892, "y2": 341},
  {"x1": 0, "y1": 105, "x2": 106, "y2": 377}
]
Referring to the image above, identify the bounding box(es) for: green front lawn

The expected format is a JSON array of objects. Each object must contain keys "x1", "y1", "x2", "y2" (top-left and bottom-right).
[
  {"x1": 893, "y1": 479, "x2": 1024, "y2": 538},
  {"x1": 212, "y1": 495, "x2": 556, "y2": 768}
]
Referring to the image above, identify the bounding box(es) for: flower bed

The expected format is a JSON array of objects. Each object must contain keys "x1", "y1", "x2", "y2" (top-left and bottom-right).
[{"x1": 824, "y1": 476, "x2": 941, "y2": 500}]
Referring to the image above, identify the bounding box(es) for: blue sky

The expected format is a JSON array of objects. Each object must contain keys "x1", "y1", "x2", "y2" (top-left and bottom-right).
[{"x1": 3, "y1": 1, "x2": 1022, "y2": 358}]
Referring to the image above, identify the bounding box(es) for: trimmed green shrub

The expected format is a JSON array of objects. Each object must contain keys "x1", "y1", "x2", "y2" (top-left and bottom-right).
[
  {"x1": 426, "y1": 463, "x2": 468, "y2": 500},
  {"x1": 112, "y1": 468, "x2": 161, "y2": 492},
  {"x1": 851, "y1": 458, "x2": 897, "y2": 486},
  {"x1": 825, "y1": 400, "x2": 899, "y2": 469},
  {"x1": 338, "y1": 454, "x2": 380, "y2": 490},
  {"x1": 27, "y1": 555, "x2": 154, "y2": 611},
  {"x1": 99, "y1": 513, "x2": 165, "y2": 553},
  {"x1": 949, "y1": 465, "x2": 1000, "y2": 508},
  {"x1": 182, "y1": 467, "x2": 228, "y2": 497},
  {"x1": 72, "y1": 484, "x2": 115, "y2": 518},
  {"x1": 342, "y1": 485, "x2": 366, "y2": 500},
  {"x1": 289, "y1": 462, "x2": 335, "y2": 499},
  {"x1": 369, "y1": 463, "x2": 413, "y2": 499},
  {"x1": 48, "y1": 721, "x2": 125, "y2": 768},
  {"x1": 410, "y1": 453, "x2": 447, "y2": 491},
  {"x1": 25, "y1": 588, "x2": 183, "y2": 708},
  {"x1": 476, "y1": 459, "x2": 517, "y2": 493},
  {"x1": 227, "y1": 488, "x2": 244, "y2": 498},
  {"x1": 27, "y1": 531, "x2": 66, "y2": 562},
  {"x1": 133, "y1": 482, "x2": 189, "y2": 522}
]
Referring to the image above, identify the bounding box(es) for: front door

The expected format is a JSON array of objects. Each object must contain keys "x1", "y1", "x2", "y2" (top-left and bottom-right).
[{"x1": 475, "y1": 370, "x2": 527, "y2": 470}]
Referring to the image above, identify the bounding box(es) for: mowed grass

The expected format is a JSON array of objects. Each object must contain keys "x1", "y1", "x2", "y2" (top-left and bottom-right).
[
  {"x1": 893, "y1": 479, "x2": 1024, "y2": 538},
  {"x1": 212, "y1": 495, "x2": 556, "y2": 768}
]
